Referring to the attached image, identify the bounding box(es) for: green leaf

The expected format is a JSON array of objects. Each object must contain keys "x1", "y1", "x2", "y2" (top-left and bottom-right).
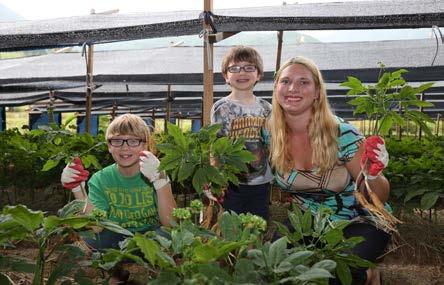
[
  {"x1": 225, "y1": 172, "x2": 239, "y2": 185},
  {"x1": 376, "y1": 72, "x2": 390, "y2": 89},
  {"x1": 133, "y1": 233, "x2": 160, "y2": 266},
  {"x1": 378, "y1": 112, "x2": 403, "y2": 136},
  {"x1": 157, "y1": 143, "x2": 182, "y2": 155},
  {"x1": 415, "y1": 82, "x2": 434, "y2": 93},
  {"x1": 390, "y1": 68, "x2": 408, "y2": 78},
  {"x1": 2, "y1": 205, "x2": 43, "y2": 232},
  {"x1": 167, "y1": 122, "x2": 188, "y2": 150},
  {"x1": 204, "y1": 165, "x2": 225, "y2": 186},
  {"x1": 420, "y1": 192, "x2": 439, "y2": 210},
  {"x1": 159, "y1": 155, "x2": 182, "y2": 171},
  {"x1": 234, "y1": 258, "x2": 258, "y2": 283},
  {"x1": 408, "y1": 100, "x2": 434, "y2": 108},
  {"x1": 220, "y1": 212, "x2": 242, "y2": 241},
  {"x1": 171, "y1": 229, "x2": 194, "y2": 254},
  {"x1": 336, "y1": 261, "x2": 352, "y2": 285},
  {"x1": 324, "y1": 228, "x2": 343, "y2": 247},
  {"x1": 269, "y1": 237, "x2": 288, "y2": 267},
  {"x1": 156, "y1": 251, "x2": 176, "y2": 268},
  {"x1": 53, "y1": 136, "x2": 62, "y2": 145},
  {"x1": 44, "y1": 215, "x2": 92, "y2": 231},
  {"x1": 301, "y1": 210, "x2": 313, "y2": 234},
  {"x1": 295, "y1": 267, "x2": 334, "y2": 281},
  {"x1": 98, "y1": 220, "x2": 133, "y2": 236},
  {"x1": 283, "y1": 250, "x2": 313, "y2": 265},
  {"x1": 313, "y1": 259, "x2": 336, "y2": 272},
  {"x1": 192, "y1": 167, "x2": 207, "y2": 194},
  {"x1": 177, "y1": 162, "x2": 196, "y2": 183},
  {"x1": 193, "y1": 244, "x2": 219, "y2": 263},
  {"x1": 196, "y1": 263, "x2": 233, "y2": 282},
  {"x1": 340, "y1": 76, "x2": 364, "y2": 93},
  {"x1": 83, "y1": 154, "x2": 100, "y2": 169},
  {"x1": 42, "y1": 159, "x2": 60, "y2": 171},
  {"x1": 403, "y1": 188, "x2": 427, "y2": 203}
]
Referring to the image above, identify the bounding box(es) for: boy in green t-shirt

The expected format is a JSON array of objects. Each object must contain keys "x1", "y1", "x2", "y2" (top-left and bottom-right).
[{"x1": 61, "y1": 113, "x2": 176, "y2": 250}]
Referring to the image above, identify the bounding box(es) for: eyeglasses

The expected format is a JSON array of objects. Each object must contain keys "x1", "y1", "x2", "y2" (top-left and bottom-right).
[
  {"x1": 227, "y1": 65, "x2": 257, "y2": 73},
  {"x1": 108, "y1": 138, "x2": 146, "y2": 147}
]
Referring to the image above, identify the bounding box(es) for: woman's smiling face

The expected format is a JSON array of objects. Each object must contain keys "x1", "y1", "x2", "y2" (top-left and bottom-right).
[{"x1": 276, "y1": 63, "x2": 319, "y2": 117}]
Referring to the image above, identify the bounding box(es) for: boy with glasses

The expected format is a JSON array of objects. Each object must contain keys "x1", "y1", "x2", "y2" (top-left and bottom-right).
[
  {"x1": 61, "y1": 113, "x2": 176, "y2": 250},
  {"x1": 210, "y1": 46, "x2": 272, "y2": 220}
]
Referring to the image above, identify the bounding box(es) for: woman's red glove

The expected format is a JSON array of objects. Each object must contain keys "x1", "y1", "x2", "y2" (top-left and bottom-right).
[{"x1": 360, "y1": 136, "x2": 389, "y2": 179}]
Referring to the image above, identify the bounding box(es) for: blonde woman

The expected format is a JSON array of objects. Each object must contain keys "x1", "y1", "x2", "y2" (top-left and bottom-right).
[{"x1": 268, "y1": 57, "x2": 390, "y2": 285}]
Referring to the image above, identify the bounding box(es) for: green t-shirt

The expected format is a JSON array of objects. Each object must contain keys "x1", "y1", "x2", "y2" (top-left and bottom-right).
[{"x1": 87, "y1": 163, "x2": 159, "y2": 232}]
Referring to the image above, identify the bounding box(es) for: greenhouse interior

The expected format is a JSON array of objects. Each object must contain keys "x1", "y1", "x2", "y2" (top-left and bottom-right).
[{"x1": 0, "y1": 0, "x2": 443, "y2": 284}]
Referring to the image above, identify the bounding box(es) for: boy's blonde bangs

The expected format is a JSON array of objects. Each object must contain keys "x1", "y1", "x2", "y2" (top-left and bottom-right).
[{"x1": 106, "y1": 114, "x2": 150, "y2": 141}]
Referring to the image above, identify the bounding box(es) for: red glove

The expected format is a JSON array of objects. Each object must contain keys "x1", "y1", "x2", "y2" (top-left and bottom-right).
[
  {"x1": 360, "y1": 136, "x2": 389, "y2": 179},
  {"x1": 61, "y1": 157, "x2": 89, "y2": 190}
]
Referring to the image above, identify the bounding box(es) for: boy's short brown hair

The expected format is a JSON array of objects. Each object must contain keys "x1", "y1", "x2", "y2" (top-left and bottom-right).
[
  {"x1": 106, "y1": 114, "x2": 150, "y2": 141},
  {"x1": 221, "y1": 46, "x2": 264, "y2": 77}
]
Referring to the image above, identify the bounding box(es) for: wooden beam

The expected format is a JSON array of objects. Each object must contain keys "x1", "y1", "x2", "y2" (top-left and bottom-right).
[
  {"x1": 276, "y1": 30, "x2": 283, "y2": 72},
  {"x1": 165, "y1": 84, "x2": 172, "y2": 133},
  {"x1": 202, "y1": 0, "x2": 214, "y2": 126},
  {"x1": 208, "y1": 32, "x2": 238, "y2": 44},
  {"x1": 85, "y1": 44, "x2": 94, "y2": 134}
]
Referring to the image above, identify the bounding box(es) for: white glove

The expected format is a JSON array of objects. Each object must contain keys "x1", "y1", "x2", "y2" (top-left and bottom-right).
[{"x1": 139, "y1": 151, "x2": 169, "y2": 191}]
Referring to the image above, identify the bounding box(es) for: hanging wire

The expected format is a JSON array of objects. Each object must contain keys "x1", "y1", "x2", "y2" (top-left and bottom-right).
[
  {"x1": 431, "y1": 25, "x2": 443, "y2": 66},
  {"x1": 81, "y1": 42, "x2": 90, "y2": 66}
]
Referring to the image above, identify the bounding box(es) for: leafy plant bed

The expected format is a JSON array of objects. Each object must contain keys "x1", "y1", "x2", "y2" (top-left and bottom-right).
[{"x1": 2, "y1": 205, "x2": 442, "y2": 285}]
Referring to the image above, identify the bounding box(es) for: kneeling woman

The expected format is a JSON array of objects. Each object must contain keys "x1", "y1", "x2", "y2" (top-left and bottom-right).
[{"x1": 268, "y1": 56, "x2": 392, "y2": 285}]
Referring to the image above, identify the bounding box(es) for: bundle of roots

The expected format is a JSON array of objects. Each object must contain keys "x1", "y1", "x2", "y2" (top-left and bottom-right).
[{"x1": 354, "y1": 170, "x2": 402, "y2": 233}]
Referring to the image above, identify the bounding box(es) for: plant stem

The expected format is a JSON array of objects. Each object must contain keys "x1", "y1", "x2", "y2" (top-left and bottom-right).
[{"x1": 32, "y1": 237, "x2": 47, "y2": 285}]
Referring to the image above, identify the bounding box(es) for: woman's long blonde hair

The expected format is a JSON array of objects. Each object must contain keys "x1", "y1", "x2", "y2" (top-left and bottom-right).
[{"x1": 268, "y1": 56, "x2": 339, "y2": 174}]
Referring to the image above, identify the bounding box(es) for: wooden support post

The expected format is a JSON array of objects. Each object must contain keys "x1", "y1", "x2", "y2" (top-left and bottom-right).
[
  {"x1": 47, "y1": 90, "x2": 55, "y2": 124},
  {"x1": 276, "y1": 30, "x2": 283, "y2": 72},
  {"x1": 418, "y1": 93, "x2": 424, "y2": 140},
  {"x1": 398, "y1": 101, "x2": 402, "y2": 140},
  {"x1": 152, "y1": 108, "x2": 156, "y2": 132},
  {"x1": 165, "y1": 84, "x2": 172, "y2": 133},
  {"x1": 0, "y1": 106, "x2": 5, "y2": 131},
  {"x1": 202, "y1": 0, "x2": 214, "y2": 126},
  {"x1": 363, "y1": 119, "x2": 366, "y2": 136},
  {"x1": 85, "y1": 44, "x2": 94, "y2": 134}
]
